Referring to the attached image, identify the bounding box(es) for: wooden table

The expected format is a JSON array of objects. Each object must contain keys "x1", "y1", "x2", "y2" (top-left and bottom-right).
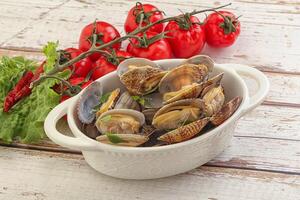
[{"x1": 0, "y1": 0, "x2": 300, "y2": 199}]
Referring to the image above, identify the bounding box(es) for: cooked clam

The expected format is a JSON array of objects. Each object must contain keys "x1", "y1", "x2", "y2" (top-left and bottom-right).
[
  {"x1": 183, "y1": 55, "x2": 214, "y2": 71},
  {"x1": 202, "y1": 85, "x2": 225, "y2": 117},
  {"x1": 96, "y1": 134, "x2": 148, "y2": 147},
  {"x1": 120, "y1": 65, "x2": 167, "y2": 95},
  {"x1": 152, "y1": 98, "x2": 205, "y2": 130},
  {"x1": 200, "y1": 73, "x2": 224, "y2": 97},
  {"x1": 211, "y1": 96, "x2": 242, "y2": 126},
  {"x1": 158, "y1": 117, "x2": 210, "y2": 144},
  {"x1": 96, "y1": 109, "x2": 145, "y2": 135},
  {"x1": 77, "y1": 82, "x2": 103, "y2": 124},
  {"x1": 96, "y1": 88, "x2": 120, "y2": 118},
  {"x1": 159, "y1": 64, "x2": 211, "y2": 94},
  {"x1": 163, "y1": 83, "x2": 202, "y2": 104},
  {"x1": 114, "y1": 91, "x2": 141, "y2": 111}
]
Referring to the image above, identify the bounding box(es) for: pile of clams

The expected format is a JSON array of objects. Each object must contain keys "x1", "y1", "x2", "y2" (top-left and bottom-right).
[{"x1": 77, "y1": 55, "x2": 242, "y2": 147}]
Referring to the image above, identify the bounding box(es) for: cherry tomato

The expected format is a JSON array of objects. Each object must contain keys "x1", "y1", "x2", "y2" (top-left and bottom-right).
[
  {"x1": 124, "y1": 3, "x2": 164, "y2": 34},
  {"x1": 126, "y1": 31, "x2": 172, "y2": 60},
  {"x1": 91, "y1": 50, "x2": 132, "y2": 80},
  {"x1": 79, "y1": 21, "x2": 121, "y2": 61},
  {"x1": 204, "y1": 11, "x2": 240, "y2": 47},
  {"x1": 165, "y1": 15, "x2": 205, "y2": 58},
  {"x1": 63, "y1": 48, "x2": 93, "y2": 78}
]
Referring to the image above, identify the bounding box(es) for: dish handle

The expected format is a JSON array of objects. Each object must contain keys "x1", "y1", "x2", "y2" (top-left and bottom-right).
[
  {"x1": 229, "y1": 64, "x2": 270, "y2": 114},
  {"x1": 44, "y1": 99, "x2": 97, "y2": 151}
]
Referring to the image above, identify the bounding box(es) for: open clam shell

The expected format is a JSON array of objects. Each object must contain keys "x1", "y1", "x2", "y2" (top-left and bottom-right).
[
  {"x1": 211, "y1": 96, "x2": 242, "y2": 126},
  {"x1": 183, "y1": 55, "x2": 214, "y2": 72},
  {"x1": 114, "y1": 91, "x2": 141, "y2": 111},
  {"x1": 95, "y1": 109, "x2": 145, "y2": 135},
  {"x1": 152, "y1": 98, "x2": 205, "y2": 130},
  {"x1": 77, "y1": 82, "x2": 103, "y2": 124},
  {"x1": 96, "y1": 88, "x2": 121, "y2": 118},
  {"x1": 158, "y1": 63, "x2": 210, "y2": 94},
  {"x1": 120, "y1": 65, "x2": 166, "y2": 95},
  {"x1": 200, "y1": 73, "x2": 224, "y2": 97},
  {"x1": 96, "y1": 134, "x2": 149, "y2": 147},
  {"x1": 158, "y1": 117, "x2": 210, "y2": 144},
  {"x1": 163, "y1": 83, "x2": 202, "y2": 104},
  {"x1": 203, "y1": 85, "x2": 225, "y2": 117},
  {"x1": 117, "y1": 57, "x2": 160, "y2": 77}
]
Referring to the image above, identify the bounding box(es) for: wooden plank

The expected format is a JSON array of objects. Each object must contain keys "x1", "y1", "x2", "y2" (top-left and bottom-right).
[
  {"x1": 236, "y1": 105, "x2": 300, "y2": 140},
  {"x1": 210, "y1": 136, "x2": 300, "y2": 173},
  {"x1": 0, "y1": 147, "x2": 299, "y2": 200},
  {"x1": 0, "y1": 0, "x2": 299, "y2": 73}
]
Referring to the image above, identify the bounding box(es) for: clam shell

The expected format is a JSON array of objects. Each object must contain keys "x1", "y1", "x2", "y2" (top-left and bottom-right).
[
  {"x1": 163, "y1": 83, "x2": 202, "y2": 104},
  {"x1": 96, "y1": 88, "x2": 120, "y2": 118},
  {"x1": 183, "y1": 55, "x2": 214, "y2": 72},
  {"x1": 77, "y1": 82, "x2": 103, "y2": 124},
  {"x1": 158, "y1": 64, "x2": 210, "y2": 94},
  {"x1": 152, "y1": 98, "x2": 205, "y2": 130},
  {"x1": 203, "y1": 86, "x2": 225, "y2": 117},
  {"x1": 120, "y1": 65, "x2": 166, "y2": 95},
  {"x1": 158, "y1": 117, "x2": 210, "y2": 144},
  {"x1": 114, "y1": 91, "x2": 141, "y2": 111},
  {"x1": 200, "y1": 73, "x2": 224, "y2": 98},
  {"x1": 96, "y1": 134, "x2": 149, "y2": 147},
  {"x1": 117, "y1": 57, "x2": 160, "y2": 77},
  {"x1": 95, "y1": 109, "x2": 145, "y2": 134},
  {"x1": 211, "y1": 96, "x2": 242, "y2": 126}
]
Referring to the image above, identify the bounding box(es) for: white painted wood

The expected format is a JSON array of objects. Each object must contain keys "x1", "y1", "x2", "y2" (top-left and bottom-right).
[
  {"x1": 0, "y1": 147, "x2": 299, "y2": 200},
  {"x1": 0, "y1": 0, "x2": 299, "y2": 72}
]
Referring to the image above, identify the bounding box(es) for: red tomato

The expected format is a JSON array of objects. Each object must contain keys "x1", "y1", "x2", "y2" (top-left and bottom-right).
[
  {"x1": 91, "y1": 50, "x2": 132, "y2": 80},
  {"x1": 204, "y1": 11, "x2": 240, "y2": 47},
  {"x1": 124, "y1": 3, "x2": 164, "y2": 34},
  {"x1": 126, "y1": 31, "x2": 172, "y2": 60},
  {"x1": 165, "y1": 16, "x2": 206, "y2": 58},
  {"x1": 79, "y1": 21, "x2": 121, "y2": 61},
  {"x1": 63, "y1": 48, "x2": 93, "y2": 78}
]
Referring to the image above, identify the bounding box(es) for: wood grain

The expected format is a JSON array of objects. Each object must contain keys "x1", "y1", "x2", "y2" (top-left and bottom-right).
[
  {"x1": 0, "y1": 146, "x2": 299, "y2": 200},
  {"x1": 0, "y1": 0, "x2": 299, "y2": 73}
]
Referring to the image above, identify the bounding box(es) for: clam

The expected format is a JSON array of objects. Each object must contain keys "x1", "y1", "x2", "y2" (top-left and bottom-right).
[
  {"x1": 200, "y1": 73, "x2": 224, "y2": 97},
  {"x1": 159, "y1": 64, "x2": 210, "y2": 94},
  {"x1": 118, "y1": 58, "x2": 166, "y2": 95},
  {"x1": 211, "y1": 96, "x2": 242, "y2": 126},
  {"x1": 114, "y1": 91, "x2": 141, "y2": 111},
  {"x1": 202, "y1": 85, "x2": 225, "y2": 117},
  {"x1": 158, "y1": 117, "x2": 210, "y2": 144},
  {"x1": 183, "y1": 55, "x2": 214, "y2": 71},
  {"x1": 117, "y1": 57, "x2": 160, "y2": 77},
  {"x1": 77, "y1": 82, "x2": 103, "y2": 124},
  {"x1": 96, "y1": 134, "x2": 148, "y2": 147},
  {"x1": 96, "y1": 88, "x2": 121, "y2": 118},
  {"x1": 163, "y1": 83, "x2": 202, "y2": 104},
  {"x1": 95, "y1": 109, "x2": 145, "y2": 135},
  {"x1": 152, "y1": 98, "x2": 205, "y2": 130}
]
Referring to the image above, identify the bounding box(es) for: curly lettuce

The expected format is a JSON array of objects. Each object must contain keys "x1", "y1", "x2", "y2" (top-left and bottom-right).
[{"x1": 0, "y1": 43, "x2": 70, "y2": 143}]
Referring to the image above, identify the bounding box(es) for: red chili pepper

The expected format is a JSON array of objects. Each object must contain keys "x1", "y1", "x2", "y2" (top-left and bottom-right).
[{"x1": 3, "y1": 71, "x2": 34, "y2": 112}]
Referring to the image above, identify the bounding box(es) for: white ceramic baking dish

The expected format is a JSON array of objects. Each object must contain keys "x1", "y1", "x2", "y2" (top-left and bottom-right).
[{"x1": 44, "y1": 59, "x2": 269, "y2": 179}]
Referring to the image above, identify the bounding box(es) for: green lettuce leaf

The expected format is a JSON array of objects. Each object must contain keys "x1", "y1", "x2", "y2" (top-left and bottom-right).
[
  {"x1": 0, "y1": 56, "x2": 70, "y2": 143},
  {"x1": 43, "y1": 41, "x2": 59, "y2": 73}
]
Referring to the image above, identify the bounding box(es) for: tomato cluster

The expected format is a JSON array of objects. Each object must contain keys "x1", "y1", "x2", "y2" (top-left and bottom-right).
[{"x1": 55, "y1": 3, "x2": 240, "y2": 102}]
